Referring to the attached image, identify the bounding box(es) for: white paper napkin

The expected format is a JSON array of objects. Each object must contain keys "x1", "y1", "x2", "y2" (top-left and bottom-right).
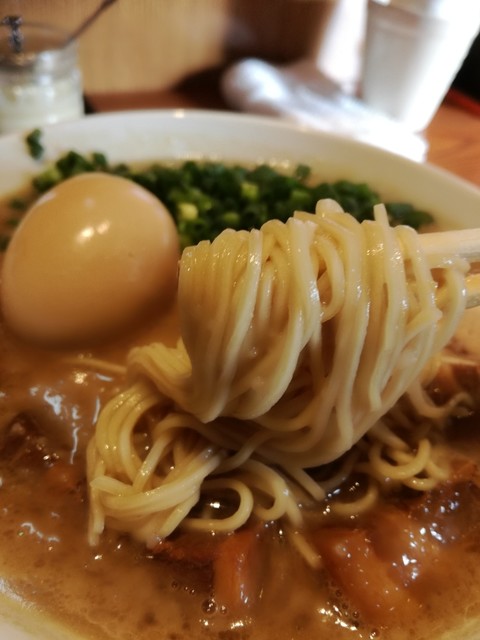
[{"x1": 221, "y1": 58, "x2": 428, "y2": 162}]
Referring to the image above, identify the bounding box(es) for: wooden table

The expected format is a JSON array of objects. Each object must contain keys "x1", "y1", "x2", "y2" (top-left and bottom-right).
[{"x1": 87, "y1": 69, "x2": 480, "y2": 187}]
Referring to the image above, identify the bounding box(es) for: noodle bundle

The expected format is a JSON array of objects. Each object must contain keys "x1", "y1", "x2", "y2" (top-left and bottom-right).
[{"x1": 87, "y1": 200, "x2": 468, "y2": 546}]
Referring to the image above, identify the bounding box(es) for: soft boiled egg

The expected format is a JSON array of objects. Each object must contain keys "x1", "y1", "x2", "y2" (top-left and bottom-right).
[{"x1": 1, "y1": 172, "x2": 180, "y2": 346}]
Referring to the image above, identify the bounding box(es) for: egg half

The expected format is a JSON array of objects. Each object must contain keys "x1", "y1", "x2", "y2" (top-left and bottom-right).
[{"x1": 1, "y1": 172, "x2": 180, "y2": 346}]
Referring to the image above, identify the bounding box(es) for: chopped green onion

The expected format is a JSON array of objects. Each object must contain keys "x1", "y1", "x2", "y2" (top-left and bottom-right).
[
  {"x1": 177, "y1": 202, "x2": 199, "y2": 221},
  {"x1": 5, "y1": 150, "x2": 433, "y2": 253},
  {"x1": 8, "y1": 198, "x2": 27, "y2": 211},
  {"x1": 25, "y1": 128, "x2": 44, "y2": 160}
]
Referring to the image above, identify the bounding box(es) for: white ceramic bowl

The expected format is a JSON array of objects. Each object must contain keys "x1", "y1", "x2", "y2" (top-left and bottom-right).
[{"x1": 0, "y1": 109, "x2": 479, "y2": 640}]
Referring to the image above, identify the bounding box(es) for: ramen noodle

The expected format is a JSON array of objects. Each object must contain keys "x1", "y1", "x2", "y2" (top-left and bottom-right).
[{"x1": 87, "y1": 200, "x2": 469, "y2": 550}]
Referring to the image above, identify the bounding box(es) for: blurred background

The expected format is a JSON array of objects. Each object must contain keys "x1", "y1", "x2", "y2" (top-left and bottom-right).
[
  {"x1": 0, "y1": 0, "x2": 478, "y2": 174},
  {"x1": 0, "y1": 0, "x2": 477, "y2": 102},
  {"x1": 0, "y1": 0, "x2": 340, "y2": 93}
]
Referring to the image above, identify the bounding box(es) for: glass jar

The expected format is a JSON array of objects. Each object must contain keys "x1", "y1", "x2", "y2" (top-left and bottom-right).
[{"x1": 0, "y1": 22, "x2": 84, "y2": 134}]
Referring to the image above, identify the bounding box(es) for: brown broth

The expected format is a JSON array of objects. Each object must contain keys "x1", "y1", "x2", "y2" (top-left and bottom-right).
[{"x1": 1, "y1": 301, "x2": 480, "y2": 640}]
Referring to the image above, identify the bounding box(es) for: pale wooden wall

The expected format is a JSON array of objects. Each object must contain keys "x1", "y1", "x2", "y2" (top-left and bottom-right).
[{"x1": 1, "y1": 0, "x2": 333, "y2": 93}]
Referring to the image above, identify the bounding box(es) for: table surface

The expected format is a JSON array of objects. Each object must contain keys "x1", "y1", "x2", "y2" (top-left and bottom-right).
[{"x1": 87, "y1": 70, "x2": 480, "y2": 187}]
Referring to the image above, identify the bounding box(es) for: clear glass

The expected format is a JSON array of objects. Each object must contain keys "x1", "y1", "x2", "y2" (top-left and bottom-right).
[
  {"x1": 0, "y1": 23, "x2": 84, "y2": 134},
  {"x1": 360, "y1": 0, "x2": 480, "y2": 131}
]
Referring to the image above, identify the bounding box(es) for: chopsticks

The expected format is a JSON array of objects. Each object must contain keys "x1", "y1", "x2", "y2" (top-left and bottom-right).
[
  {"x1": 419, "y1": 227, "x2": 480, "y2": 309},
  {"x1": 419, "y1": 228, "x2": 480, "y2": 263}
]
